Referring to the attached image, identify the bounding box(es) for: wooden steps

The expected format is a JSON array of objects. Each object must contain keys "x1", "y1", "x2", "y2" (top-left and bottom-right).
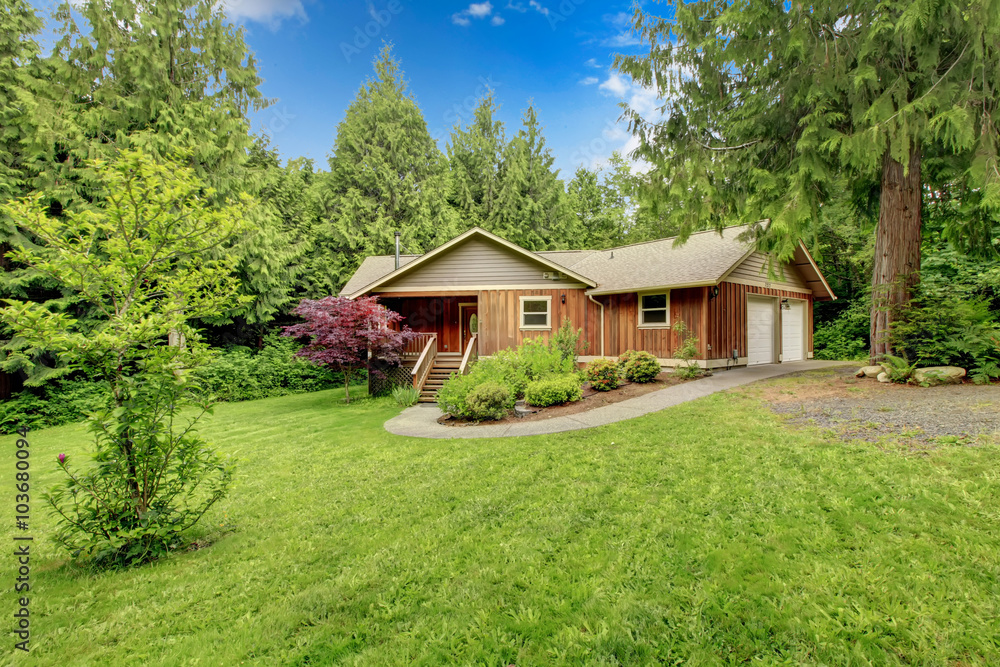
[{"x1": 418, "y1": 353, "x2": 462, "y2": 403}]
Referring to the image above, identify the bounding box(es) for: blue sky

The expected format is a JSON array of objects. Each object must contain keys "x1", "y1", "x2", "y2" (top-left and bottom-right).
[
  {"x1": 231, "y1": 0, "x2": 659, "y2": 176},
  {"x1": 35, "y1": 0, "x2": 661, "y2": 177}
]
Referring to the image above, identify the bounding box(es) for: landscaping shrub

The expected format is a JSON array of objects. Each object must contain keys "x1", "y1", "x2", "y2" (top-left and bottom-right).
[
  {"x1": 620, "y1": 349, "x2": 660, "y2": 383},
  {"x1": 672, "y1": 320, "x2": 703, "y2": 379},
  {"x1": 617, "y1": 349, "x2": 638, "y2": 368},
  {"x1": 585, "y1": 358, "x2": 621, "y2": 391},
  {"x1": 436, "y1": 372, "x2": 477, "y2": 416},
  {"x1": 525, "y1": 373, "x2": 583, "y2": 407},
  {"x1": 891, "y1": 283, "x2": 1000, "y2": 383},
  {"x1": 391, "y1": 385, "x2": 420, "y2": 407},
  {"x1": 518, "y1": 337, "x2": 575, "y2": 380},
  {"x1": 463, "y1": 381, "x2": 514, "y2": 420},
  {"x1": 0, "y1": 378, "x2": 112, "y2": 435},
  {"x1": 550, "y1": 317, "x2": 586, "y2": 362},
  {"x1": 48, "y1": 374, "x2": 233, "y2": 567},
  {"x1": 196, "y1": 334, "x2": 342, "y2": 402}
]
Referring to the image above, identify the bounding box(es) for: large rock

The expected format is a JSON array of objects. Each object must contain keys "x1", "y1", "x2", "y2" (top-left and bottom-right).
[
  {"x1": 913, "y1": 366, "x2": 966, "y2": 385},
  {"x1": 876, "y1": 371, "x2": 891, "y2": 383},
  {"x1": 857, "y1": 365, "x2": 885, "y2": 378}
]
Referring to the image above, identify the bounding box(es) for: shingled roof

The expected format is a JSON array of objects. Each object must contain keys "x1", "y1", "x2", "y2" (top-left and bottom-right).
[{"x1": 340, "y1": 226, "x2": 835, "y2": 299}]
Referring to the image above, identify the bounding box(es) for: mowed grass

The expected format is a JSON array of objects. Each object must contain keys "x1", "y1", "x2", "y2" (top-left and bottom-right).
[{"x1": 4, "y1": 383, "x2": 1000, "y2": 666}]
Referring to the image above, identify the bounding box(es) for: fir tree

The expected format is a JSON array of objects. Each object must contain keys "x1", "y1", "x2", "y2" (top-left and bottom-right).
[
  {"x1": 447, "y1": 93, "x2": 506, "y2": 229},
  {"x1": 490, "y1": 105, "x2": 578, "y2": 250},
  {"x1": 315, "y1": 45, "x2": 457, "y2": 292},
  {"x1": 40, "y1": 0, "x2": 268, "y2": 207},
  {"x1": 616, "y1": 0, "x2": 1000, "y2": 362}
]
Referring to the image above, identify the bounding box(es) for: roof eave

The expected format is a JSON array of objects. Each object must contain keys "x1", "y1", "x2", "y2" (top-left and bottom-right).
[{"x1": 345, "y1": 227, "x2": 597, "y2": 298}]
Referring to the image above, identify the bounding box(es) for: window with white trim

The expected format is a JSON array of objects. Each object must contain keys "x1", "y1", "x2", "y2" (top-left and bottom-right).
[
  {"x1": 639, "y1": 293, "x2": 669, "y2": 326},
  {"x1": 520, "y1": 296, "x2": 551, "y2": 329}
]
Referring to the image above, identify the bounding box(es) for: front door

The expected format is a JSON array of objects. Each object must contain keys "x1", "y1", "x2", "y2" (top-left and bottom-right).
[{"x1": 460, "y1": 305, "x2": 478, "y2": 351}]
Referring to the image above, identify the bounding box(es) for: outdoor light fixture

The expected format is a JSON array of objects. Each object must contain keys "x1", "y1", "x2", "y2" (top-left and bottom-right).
[
  {"x1": 709, "y1": 286, "x2": 720, "y2": 299},
  {"x1": 781, "y1": 298, "x2": 790, "y2": 310},
  {"x1": 561, "y1": 294, "x2": 566, "y2": 304}
]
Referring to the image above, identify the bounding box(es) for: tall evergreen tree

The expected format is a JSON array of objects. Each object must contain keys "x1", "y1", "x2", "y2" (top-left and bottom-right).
[
  {"x1": 447, "y1": 93, "x2": 506, "y2": 229},
  {"x1": 39, "y1": 0, "x2": 268, "y2": 207},
  {"x1": 314, "y1": 45, "x2": 457, "y2": 293},
  {"x1": 491, "y1": 105, "x2": 577, "y2": 249},
  {"x1": 616, "y1": 0, "x2": 1000, "y2": 362},
  {"x1": 567, "y1": 166, "x2": 627, "y2": 249},
  {"x1": 203, "y1": 139, "x2": 313, "y2": 344}
]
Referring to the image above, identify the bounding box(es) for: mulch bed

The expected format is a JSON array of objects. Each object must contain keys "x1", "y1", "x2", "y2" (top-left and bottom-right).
[{"x1": 438, "y1": 371, "x2": 698, "y2": 427}]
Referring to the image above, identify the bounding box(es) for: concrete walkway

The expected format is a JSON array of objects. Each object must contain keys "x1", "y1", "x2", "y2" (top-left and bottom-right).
[{"x1": 385, "y1": 360, "x2": 853, "y2": 439}]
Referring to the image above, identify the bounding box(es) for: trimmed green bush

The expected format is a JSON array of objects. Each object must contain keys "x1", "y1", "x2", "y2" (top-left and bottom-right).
[
  {"x1": 617, "y1": 349, "x2": 638, "y2": 369},
  {"x1": 464, "y1": 381, "x2": 514, "y2": 420},
  {"x1": 622, "y1": 350, "x2": 661, "y2": 383},
  {"x1": 585, "y1": 358, "x2": 621, "y2": 391},
  {"x1": 525, "y1": 374, "x2": 583, "y2": 407}
]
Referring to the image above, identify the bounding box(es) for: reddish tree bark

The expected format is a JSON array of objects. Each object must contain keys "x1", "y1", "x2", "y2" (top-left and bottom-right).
[{"x1": 870, "y1": 146, "x2": 922, "y2": 364}]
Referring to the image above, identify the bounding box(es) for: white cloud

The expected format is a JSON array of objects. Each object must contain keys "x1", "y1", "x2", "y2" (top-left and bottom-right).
[
  {"x1": 579, "y1": 76, "x2": 598, "y2": 85},
  {"x1": 598, "y1": 73, "x2": 629, "y2": 97},
  {"x1": 452, "y1": 1, "x2": 495, "y2": 26},
  {"x1": 529, "y1": 0, "x2": 549, "y2": 15},
  {"x1": 585, "y1": 58, "x2": 601, "y2": 68},
  {"x1": 221, "y1": 0, "x2": 307, "y2": 25},
  {"x1": 468, "y1": 1, "x2": 493, "y2": 18},
  {"x1": 506, "y1": 1, "x2": 527, "y2": 11},
  {"x1": 600, "y1": 11, "x2": 643, "y2": 48},
  {"x1": 602, "y1": 32, "x2": 643, "y2": 47},
  {"x1": 582, "y1": 72, "x2": 667, "y2": 172},
  {"x1": 491, "y1": 15, "x2": 505, "y2": 25}
]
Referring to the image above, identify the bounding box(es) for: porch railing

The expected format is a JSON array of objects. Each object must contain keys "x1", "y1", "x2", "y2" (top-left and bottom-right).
[
  {"x1": 458, "y1": 333, "x2": 478, "y2": 376},
  {"x1": 403, "y1": 332, "x2": 437, "y2": 357},
  {"x1": 411, "y1": 333, "x2": 437, "y2": 390}
]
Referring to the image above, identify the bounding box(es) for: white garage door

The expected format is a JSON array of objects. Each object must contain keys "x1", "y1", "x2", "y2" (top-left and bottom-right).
[
  {"x1": 747, "y1": 297, "x2": 775, "y2": 365},
  {"x1": 782, "y1": 300, "x2": 805, "y2": 362}
]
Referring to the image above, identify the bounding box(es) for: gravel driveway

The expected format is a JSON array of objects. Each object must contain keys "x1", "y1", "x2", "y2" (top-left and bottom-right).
[{"x1": 755, "y1": 367, "x2": 1000, "y2": 444}]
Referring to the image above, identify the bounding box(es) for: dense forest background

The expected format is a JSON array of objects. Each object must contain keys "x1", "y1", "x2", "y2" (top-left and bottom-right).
[{"x1": 1, "y1": 0, "x2": 998, "y2": 426}]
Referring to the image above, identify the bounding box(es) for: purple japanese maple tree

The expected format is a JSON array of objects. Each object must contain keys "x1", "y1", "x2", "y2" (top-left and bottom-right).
[{"x1": 282, "y1": 296, "x2": 419, "y2": 402}]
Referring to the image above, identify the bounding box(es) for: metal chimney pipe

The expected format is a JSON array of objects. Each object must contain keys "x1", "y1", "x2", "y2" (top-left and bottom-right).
[{"x1": 394, "y1": 231, "x2": 401, "y2": 270}]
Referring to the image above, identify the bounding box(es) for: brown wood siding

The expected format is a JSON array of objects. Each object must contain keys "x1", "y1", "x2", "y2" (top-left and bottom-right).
[
  {"x1": 710, "y1": 282, "x2": 815, "y2": 359},
  {"x1": 378, "y1": 237, "x2": 585, "y2": 291},
  {"x1": 478, "y1": 288, "x2": 601, "y2": 356},
  {"x1": 726, "y1": 252, "x2": 812, "y2": 294},
  {"x1": 596, "y1": 287, "x2": 707, "y2": 358},
  {"x1": 379, "y1": 295, "x2": 475, "y2": 354}
]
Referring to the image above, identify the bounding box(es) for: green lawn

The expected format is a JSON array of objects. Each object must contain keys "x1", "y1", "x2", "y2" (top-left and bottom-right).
[{"x1": 5, "y1": 380, "x2": 1000, "y2": 665}]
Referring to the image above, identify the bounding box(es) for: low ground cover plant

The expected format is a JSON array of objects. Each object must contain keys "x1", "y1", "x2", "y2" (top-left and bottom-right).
[
  {"x1": 585, "y1": 358, "x2": 621, "y2": 391},
  {"x1": 620, "y1": 349, "x2": 661, "y2": 383},
  {"x1": 391, "y1": 385, "x2": 420, "y2": 407},
  {"x1": 525, "y1": 373, "x2": 583, "y2": 407}
]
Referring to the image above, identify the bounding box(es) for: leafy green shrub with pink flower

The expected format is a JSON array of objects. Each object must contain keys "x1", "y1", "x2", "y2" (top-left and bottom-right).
[{"x1": 585, "y1": 358, "x2": 621, "y2": 391}]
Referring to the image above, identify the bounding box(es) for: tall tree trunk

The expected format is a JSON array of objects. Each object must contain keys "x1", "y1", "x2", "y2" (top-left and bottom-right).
[{"x1": 870, "y1": 146, "x2": 922, "y2": 364}]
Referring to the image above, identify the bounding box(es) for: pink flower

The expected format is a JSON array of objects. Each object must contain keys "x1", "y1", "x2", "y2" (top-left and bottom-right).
[{"x1": 57, "y1": 453, "x2": 66, "y2": 465}]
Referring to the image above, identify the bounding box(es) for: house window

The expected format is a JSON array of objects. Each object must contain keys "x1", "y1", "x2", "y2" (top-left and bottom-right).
[
  {"x1": 520, "y1": 296, "x2": 551, "y2": 329},
  {"x1": 639, "y1": 293, "x2": 669, "y2": 326}
]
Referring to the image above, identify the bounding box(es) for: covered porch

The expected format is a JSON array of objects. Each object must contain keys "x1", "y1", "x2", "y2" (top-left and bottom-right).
[{"x1": 380, "y1": 294, "x2": 480, "y2": 402}]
